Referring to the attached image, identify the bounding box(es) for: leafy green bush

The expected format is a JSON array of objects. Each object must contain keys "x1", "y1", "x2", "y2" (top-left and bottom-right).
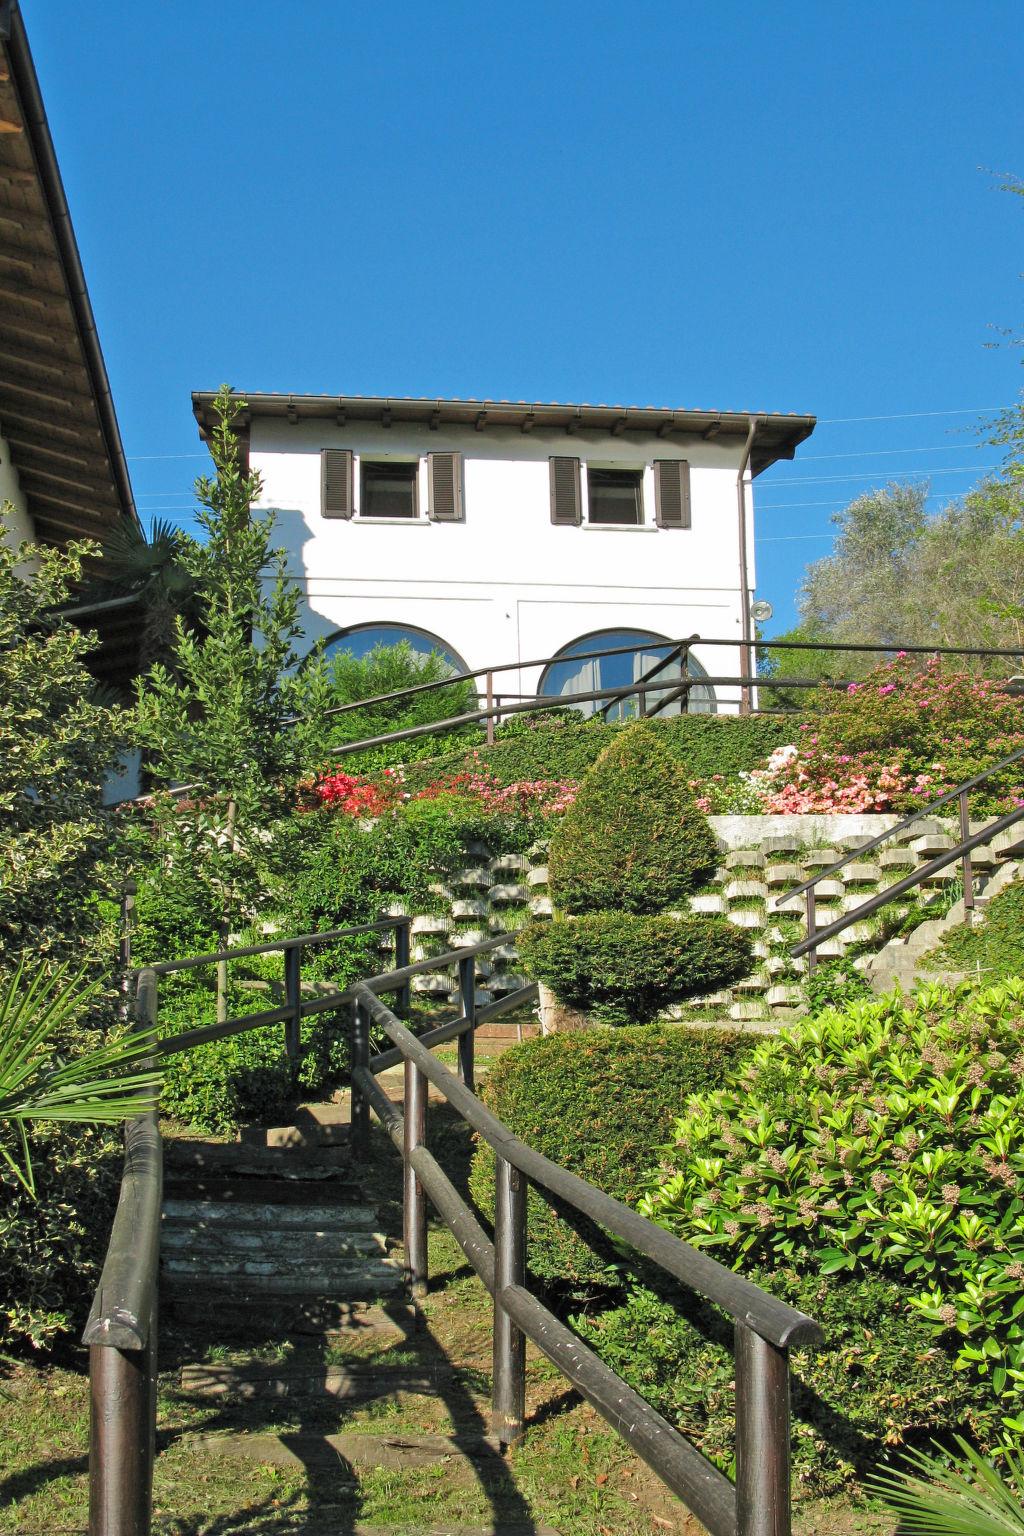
[
  {"x1": 641, "y1": 979, "x2": 1024, "y2": 1446},
  {"x1": 801, "y1": 955, "x2": 873, "y2": 1013},
  {"x1": 518, "y1": 914, "x2": 752, "y2": 1026},
  {"x1": 576, "y1": 1270, "x2": 992, "y2": 1494},
  {"x1": 403, "y1": 712, "x2": 795, "y2": 795},
  {"x1": 548, "y1": 722, "x2": 719, "y2": 915},
  {"x1": 929, "y1": 878, "x2": 1024, "y2": 981},
  {"x1": 469, "y1": 1025, "x2": 752, "y2": 1288},
  {"x1": 287, "y1": 640, "x2": 480, "y2": 774}
]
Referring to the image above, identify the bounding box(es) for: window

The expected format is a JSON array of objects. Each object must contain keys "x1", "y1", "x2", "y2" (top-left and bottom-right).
[
  {"x1": 539, "y1": 628, "x2": 716, "y2": 719},
  {"x1": 321, "y1": 622, "x2": 467, "y2": 673},
  {"x1": 360, "y1": 460, "x2": 419, "y2": 519},
  {"x1": 587, "y1": 467, "x2": 643, "y2": 526}
]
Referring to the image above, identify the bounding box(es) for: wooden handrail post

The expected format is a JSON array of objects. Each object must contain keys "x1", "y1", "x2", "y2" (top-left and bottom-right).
[
  {"x1": 89, "y1": 1341, "x2": 155, "y2": 1536},
  {"x1": 492, "y1": 1154, "x2": 527, "y2": 1448},
  {"x1": 350, "y1": 998, "x2": 370, "y2": 1154},
  {"x1": 804, "y1": 885, "x2": 817, "y2": 973},
  {"x1": 284, "y1": 945, "x2": 302, "y2": 1061},
  {"x1": 458, "y1": 953, "x2": 476, "y2": 1092},
  {"x1": 395, "y1": 918, "x2": 412, "y2": 1017},
  {"x1": 959, "y1": 789, "x2": 975, "y2": 913},
  {"x1": 485, "y1": 671, "x2": 495, "y2": 745},
  {"x1": 735, "y1": 1323, "x2": 791, "y2": 1536},
  {"x1": 403, "y1": 1057, "x2": 428, "y2": 1296}
]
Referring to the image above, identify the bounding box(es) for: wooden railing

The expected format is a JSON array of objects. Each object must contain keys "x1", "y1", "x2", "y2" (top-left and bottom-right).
[{"x1": 86, "y1": 924, "x2": 824, "y2": 1536}]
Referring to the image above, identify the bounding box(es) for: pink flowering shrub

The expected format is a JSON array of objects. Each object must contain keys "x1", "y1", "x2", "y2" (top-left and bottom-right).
[
  {"x1": 304, "y1": 755, "x2": 576, "y2": 823},
  {"x1": 763, "y1": 657, "x2": 1024, "y2": 815}
]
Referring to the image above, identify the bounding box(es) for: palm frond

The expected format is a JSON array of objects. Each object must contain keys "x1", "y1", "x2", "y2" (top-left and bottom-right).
[
  {"x1": 867, "y1": 1437, "x2": 1024, "y2": 1535},
  {"x1": 0, "y1": 961, "x2": 161, "y2": 1195}
]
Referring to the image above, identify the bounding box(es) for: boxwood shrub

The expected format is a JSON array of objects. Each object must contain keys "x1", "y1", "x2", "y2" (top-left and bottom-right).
[
  {"x1": 469, "y1": 1024, "x2": 752, "y2": 1289},
  {"x1": 518, "y1": 912, "x2": 752, "y2": 1026},
  {"x1": 548, "y1": 722, "x2": 719, "y2": 914}
]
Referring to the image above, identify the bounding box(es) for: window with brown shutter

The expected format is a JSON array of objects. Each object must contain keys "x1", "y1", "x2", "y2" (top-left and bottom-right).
[
  {"x1": 427, "y1": 451, "x2": 463, "y2": 521},
  {"x1": 654, "y1": 459, "x2": 691, "y2": 529},
  {"x1": 549, "y1": 456, "x2": 582, "y2": 525},
  {"x1": 321, "y1": 448, "x2": 354, "y2": 518}
]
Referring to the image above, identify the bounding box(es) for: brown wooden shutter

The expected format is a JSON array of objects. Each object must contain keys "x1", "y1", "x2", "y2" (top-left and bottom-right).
[
  {"x1": 549, "y1": 456, "x2": 581, "y2": 525},
  {"x1": 321, "y1": 449, "x2": 353, "y2": 518},
  {"x1": 654, "y1": 459, "x2": 691, "y2": 528},
  {"x1": 427, "y1": 451, "x2": 463, "y2": 521}
]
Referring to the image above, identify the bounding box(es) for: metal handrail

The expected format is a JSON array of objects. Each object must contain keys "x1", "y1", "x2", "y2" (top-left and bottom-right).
[
  {"x1": 83, "y1": 968, "x2": 162, "y2": 1536},
  {"x1": 785, "y1": 741, "x2": 1024, "y2": 902},
  {"x1": 790, "y1": 803, "x2": 1024, "y2": 959},
  {"x1": 283, "y1": 633, "x2": 1024, "y2": 727},
  {"x1": 351, "y1": 980, "x2": 822, "y2": 1536},
  {"x1": 143, "y1": 917, "x2": 406, "y2": 976}
]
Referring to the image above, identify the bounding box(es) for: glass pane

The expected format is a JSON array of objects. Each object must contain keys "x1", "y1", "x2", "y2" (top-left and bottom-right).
[
  {"x1": 324, "y1": 623, "x2": 465, "y2": 672},
  {"x1": 587, "y1": 468, "x2": 642, "y2": 525},
  {"x1": 539, "y1": 628, "x2": 716, "y2": 717},
  {"x1": 361, "y1": 461, "x2": 418, "y2": 518}
]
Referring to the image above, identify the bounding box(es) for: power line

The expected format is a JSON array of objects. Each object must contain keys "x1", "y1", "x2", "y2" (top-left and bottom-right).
[
  {"x1": 760, "y1": 533, "x2": 836, "y2": 543},
  {"x1": 817, "y1": 405, "x2": 1009, "y2": 424},
  {"x1": 791, "y1": 442, "x2": 988, "y2": 463},
  {"x1": 762, "y1": 463, "x2": 999, "y2": 488}
]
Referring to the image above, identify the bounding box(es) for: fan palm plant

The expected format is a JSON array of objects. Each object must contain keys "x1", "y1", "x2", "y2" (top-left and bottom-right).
[
  {"x1": 0, "y1": 962, "x2": 160, "y2": 1196},
  {"x1": 88, "y1": 516, "x2": 199, "y2": 669},
  {"x1": 868, "y1": 1436, "x2": 1024, "y2": 1535}
]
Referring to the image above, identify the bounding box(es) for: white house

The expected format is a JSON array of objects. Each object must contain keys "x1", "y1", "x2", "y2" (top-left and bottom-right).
[{"x1": 190, "y1": 392, "x2": 815, "y2": 717}]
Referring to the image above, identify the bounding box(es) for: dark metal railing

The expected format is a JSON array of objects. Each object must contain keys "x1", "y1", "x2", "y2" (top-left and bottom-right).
[
  {"x1": 87, "y1": 916, "x2": 823, "y2": 1536},
  {"x1": 786, "y1": 743, "x2": 1024, "y2": 966},
  {"x1": 351, "y1": 980, "x2": 822, "y2": 1536},
  {"x1": 83, "y1": 969, "x2": 162, "y2": 1536}
]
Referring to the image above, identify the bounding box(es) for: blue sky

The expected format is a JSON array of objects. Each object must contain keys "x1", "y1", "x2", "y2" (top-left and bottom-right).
[{"x1": 28, "y1": 0, "x2": 1024, "y2": 632}]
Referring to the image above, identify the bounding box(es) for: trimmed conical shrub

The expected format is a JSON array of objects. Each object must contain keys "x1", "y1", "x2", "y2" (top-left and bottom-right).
[{"x1": 548, "y1": 720, "x2": 719, "y2": 915}]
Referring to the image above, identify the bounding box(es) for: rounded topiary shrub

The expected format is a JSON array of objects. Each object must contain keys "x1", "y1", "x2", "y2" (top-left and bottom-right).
[
  {"x1": 518, "y1": 912, "x2": 752, "y2": 1026},
  {"x1": 469, "y1": 1024, "x2": 753, "y2": 1290},
  {"x1": 547, "y1": 720, "x2": 719, "y2": 915}
]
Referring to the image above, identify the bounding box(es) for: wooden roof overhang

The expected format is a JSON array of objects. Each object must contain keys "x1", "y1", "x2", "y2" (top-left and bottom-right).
[
  {"x1": 192, "y1": 392, "x2": 816, "y2": 478},
  {"x1": 0, "y1": 2, "x2": 137, "y2": 548}
]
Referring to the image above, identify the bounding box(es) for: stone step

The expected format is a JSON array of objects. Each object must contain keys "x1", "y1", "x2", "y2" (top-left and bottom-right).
[
  {"x1": 164, "y1": 1138, "x2": 349, "y2": 1177},
  {"x1": 179, "y1": 1360, "x2": 480, "y2": 1401},
  {"x1": 197, "y1": 1429, "x2": 500, "y2": 1475},
  {"x1": 162, "y1": 1197, "x2": 379, "y2": 1230},
  {"x1": 161, "y1": 1227, "x2": 388, "y2": 1261},
  {"x1": 160, "y1": 1295, "x2": 417, "y2": 1337},
  {"x1": 162, "y1": 1263, "x2": 405, "y2": 1297},
  {"x1": 163, "y1": 1174, "x2": 364, "y2": 1206}
]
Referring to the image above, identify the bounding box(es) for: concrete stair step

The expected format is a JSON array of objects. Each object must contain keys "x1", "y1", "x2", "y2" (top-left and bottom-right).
[
  {"x1": 178, "y1": 1360, "x2": 480, "y2": 1401},
  {"x1": 163, "y1": 1175, "x2": 363, "y2": 1205},
  {"x1": 161, "y1": 1296, "x2": 416, "y2": 1337},
  {"x1": 164, "y1": 1139, "x2": 349, "y2": 1178},
  {"x1": 162, "y1": 1197, "x2": 379, "y2": 1230},
  {"x1": 161, "y1": 1227, "x2": 388, "y2": 1260},
  {"x1": 162, "y1": 1266, "x2": 405, "y2": 1298},
  {"x1": 162, "y1": 1246, "x2": 400, "y2": 1278},
  {"x1": 196, "y1": 1429, "x2": 501, "y2": 1475}
]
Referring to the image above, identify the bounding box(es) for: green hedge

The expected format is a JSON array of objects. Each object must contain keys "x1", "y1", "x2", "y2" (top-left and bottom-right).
[
  {"x1": 576, "y1": 1271, "x2": 991, "y2": 1495},
  {"x1": 547, "y1": 724, "x2": 719, "y2": 914},
  {"x1": 518, "y1": 914, "x2": 752, "y2": 1025},
  {"x1": 402, "y1": 712, "x2": 797, "y2": 792},
  {"x1": 469, "y1": 1025, "x2": 752, "y2": 1289}
]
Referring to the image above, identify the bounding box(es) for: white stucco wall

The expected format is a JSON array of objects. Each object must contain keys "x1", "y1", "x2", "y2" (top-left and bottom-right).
[
  {"x1": 250, "y1": 418, "x2": 761, "y2": 712},
  {"x1": 0, "y1": 426, "x2": 35, "y2": 555}
]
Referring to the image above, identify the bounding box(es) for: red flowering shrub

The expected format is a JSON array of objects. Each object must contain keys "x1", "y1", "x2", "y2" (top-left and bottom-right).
[
  {"x1": 303, "y1": 755, "x2": 576, "y2": 822},
  {"x1": 763, "y1": 657, "x2": 1024, "y2": 814},
  {"x1": 302, "y1": 768, "x2": 399, "y2": 817}
]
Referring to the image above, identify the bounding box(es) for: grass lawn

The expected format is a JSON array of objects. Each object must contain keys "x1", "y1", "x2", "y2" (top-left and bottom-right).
[{"x1": 927, "y1": 876, "x2": 1024, "y2": 981}]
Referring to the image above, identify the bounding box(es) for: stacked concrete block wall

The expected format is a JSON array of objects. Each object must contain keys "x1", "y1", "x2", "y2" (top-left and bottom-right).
[{"x1": 379, "y1": 813, "x2": 1019, "y2": 1025}]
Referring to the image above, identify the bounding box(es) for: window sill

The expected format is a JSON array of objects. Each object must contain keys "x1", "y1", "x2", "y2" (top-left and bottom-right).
[
  {"x1": 582, "y1": 521, "x2": 658, "y2": 531},
  {"x1": 353, "y1": 516, "x2": 432, "y2": 526}
]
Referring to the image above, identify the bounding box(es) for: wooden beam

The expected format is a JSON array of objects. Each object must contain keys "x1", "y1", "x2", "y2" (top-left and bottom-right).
[
  {"x1": 2, "y1": 431, "x2": 92, "y2": 469},
  {"x1": 0, "y1": 273, "x2": 67, "y2": 310},
  {"x1": 701, "y1": 418, "x2": 723, "y2": 441},
  {"x1": 0, "y1": 341, "x2": 80, "y2": 381},
  {"x1": 611, "y1": 415, "x2": 628, "y2": 436},
  {"x1": 15, "y1": 457, "x2": 117, "y2": 499},
  {"x1": 0, "y1": 365, "x2": 100, "y2": 410},
  {"x1": 0, "y1": 402, "x2": 103, "y2": 445},
  {"x1": 0, "y1": 312, "x2": 80, "y2": 352},
  {"x1": 0, "y1": 119, "x2": 24, "y2": 134},
  {"x1": 521, "y1": 412, "x2": 535, "y2": 434},
  {"x1": 25, "y1": 485, "x2": 119, "y2": 522},
  {"x1": 0, "y1": 167, "x2": 38, "y2": 185},
  {"x1": 28, "y1": 506, "x2": 116, "y2": 540}
]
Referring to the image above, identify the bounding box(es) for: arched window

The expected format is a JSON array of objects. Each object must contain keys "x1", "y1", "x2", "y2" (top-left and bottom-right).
[
  {"x1": 321, "y1": 622, "x2": 468, "y2": 675},
  {"x1": 538, "y1": 628, "x2": 715, "y2": 719}
]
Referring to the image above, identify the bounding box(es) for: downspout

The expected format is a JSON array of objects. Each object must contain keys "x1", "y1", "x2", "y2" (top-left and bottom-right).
[{"x1": 736, "y1": 417, "x2": 760, "y2": 715}]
